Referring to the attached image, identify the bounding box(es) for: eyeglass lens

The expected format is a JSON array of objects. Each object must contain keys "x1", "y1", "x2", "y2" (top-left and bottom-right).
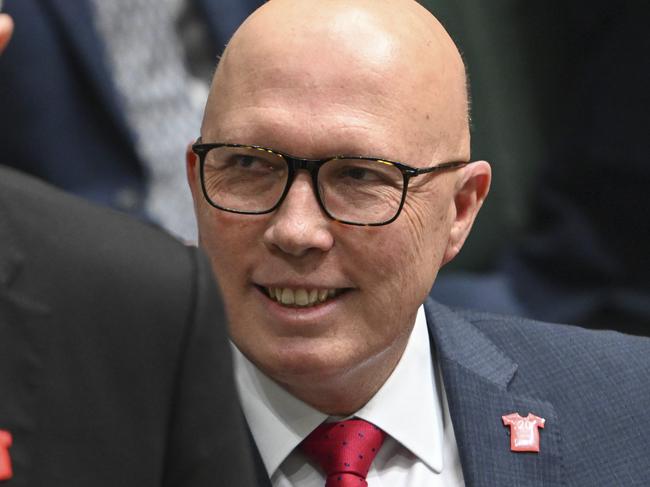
[{"x1": 202, "y1": 146, "x2": 406, "y2": 225}]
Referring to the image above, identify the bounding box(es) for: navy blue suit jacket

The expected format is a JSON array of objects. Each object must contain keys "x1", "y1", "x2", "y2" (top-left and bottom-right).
[
  {"x1": 425, "y1": 299, "x2": 650, "y2": 486},
  {"x1": 0, "y1": 0, "x2": 262, "y2": 215}
]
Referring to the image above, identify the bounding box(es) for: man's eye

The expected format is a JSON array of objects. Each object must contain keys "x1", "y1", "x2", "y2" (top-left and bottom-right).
[
  {"x1": 342, "y1": 167, "x2": 371, "y2": 180},
  {"x1": 337, "y1": 166, "x2": 395, "y2": 184},
  {"x1": 337, "y1": 166, "x2": 386, "y2": 183},
  {"x1": 233, "y1": 155, "x2": 262, "y2": 168},
  {"x1": 222, "y1": 154, "x2": 281, "y2": 173}
]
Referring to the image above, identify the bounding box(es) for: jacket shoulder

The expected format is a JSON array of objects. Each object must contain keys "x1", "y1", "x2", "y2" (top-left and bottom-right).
[
  {"x1": 0, "y1": 166, "x2": 204, "y2": 338},
  {"x1": 457, "y1": 307, "x2": 650, "y2": 367},
  {"x1": 455, "y1": 307, "x2": 650, "y2": 410},
  {"x1": 457, "y1": 310, "x2": 650, "y2": 373},
  {"x1": 1, "y1": 165, "x2": 192, "y2": 283}
]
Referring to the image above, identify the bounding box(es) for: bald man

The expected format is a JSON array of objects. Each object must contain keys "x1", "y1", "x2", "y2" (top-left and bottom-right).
[{"x1": 186, "y1": 1, "x2": 650, "y2": 485}]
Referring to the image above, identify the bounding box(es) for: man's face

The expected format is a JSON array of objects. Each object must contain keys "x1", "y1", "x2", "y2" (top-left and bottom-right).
[{"x1": 188, "y1": 1, "x2": 484, "y2": 408}]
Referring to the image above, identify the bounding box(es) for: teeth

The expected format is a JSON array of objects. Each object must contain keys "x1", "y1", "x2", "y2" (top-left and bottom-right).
[
  {"x1": 266, "y1": 287, "x2": 342, "y2": 307},
  {"x1": 281, "y1": 288, "x2": 294, "y2": 305},
  {"x1": 295, "y1": 289, "x2": 309, "y2": 306}
]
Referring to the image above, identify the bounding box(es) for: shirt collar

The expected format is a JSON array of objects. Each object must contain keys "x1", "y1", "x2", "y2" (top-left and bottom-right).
[
  {"x1": 232, "y1": 345, "x2": 326, "y2": 475},
  {"x1": 232, "y1": 305, "x2": 444, "y2": 476},
  {"x1": 356, "y1": 305, "x2": 444, "y2": 472}
]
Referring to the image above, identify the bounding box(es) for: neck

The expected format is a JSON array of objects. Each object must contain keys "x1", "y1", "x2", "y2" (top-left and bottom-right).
[{"x1": 278, "y1": 339, "x2": 407, "y2": 416}]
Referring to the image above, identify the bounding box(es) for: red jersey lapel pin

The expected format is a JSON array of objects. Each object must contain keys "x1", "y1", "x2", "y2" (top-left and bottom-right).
[
  {"x1": 502, "y1": 412, "x2": 545, "y2": 453},
  {"x1": 0, "y1": 430, "x2": 13, "y2": 481}
]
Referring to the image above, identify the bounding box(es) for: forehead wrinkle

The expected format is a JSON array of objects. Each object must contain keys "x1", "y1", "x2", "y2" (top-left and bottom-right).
[
  {"x1": 223, "y1": 31, "x2": 402, "y2": 103},
  {"x1": 204, "y1": 57, "x2": 398, "y2": 139},
  {"x1": 207, "y1": 102, "x2": 414, "y2": 160}
]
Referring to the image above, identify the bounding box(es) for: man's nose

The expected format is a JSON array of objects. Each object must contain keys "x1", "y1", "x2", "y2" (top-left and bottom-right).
[{"x1": 262, "y1": 172, "x2": 334, "y2": 257}]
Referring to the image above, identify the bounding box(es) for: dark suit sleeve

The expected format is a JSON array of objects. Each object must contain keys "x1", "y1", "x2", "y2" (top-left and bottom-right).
[{"x1": 163, "y1": 248, "x2": 255, "y2": 487}]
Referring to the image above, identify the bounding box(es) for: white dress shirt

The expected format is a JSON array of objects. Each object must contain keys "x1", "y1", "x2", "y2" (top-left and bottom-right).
[{"x1": 232, "y1": 306, "x2": 465, "y2": 486}]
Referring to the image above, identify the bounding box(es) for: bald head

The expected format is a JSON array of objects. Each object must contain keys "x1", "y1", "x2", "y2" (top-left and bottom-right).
[{"x1": 202, "y1": 0, "x2": 469, "y2": 162}]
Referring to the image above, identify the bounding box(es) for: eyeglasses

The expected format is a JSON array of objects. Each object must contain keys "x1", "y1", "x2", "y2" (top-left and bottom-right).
[{"x1": 192, "y1": 139, "x2": 470, "y2": 226}]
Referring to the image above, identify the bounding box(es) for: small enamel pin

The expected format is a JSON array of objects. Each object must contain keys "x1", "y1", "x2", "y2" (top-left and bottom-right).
[
  {"x1": 502, "y1": 412, "x2": 545, "y2": 453},
  {"x1": 0, "y1": 430, "x2": 13, "y2": 480}
]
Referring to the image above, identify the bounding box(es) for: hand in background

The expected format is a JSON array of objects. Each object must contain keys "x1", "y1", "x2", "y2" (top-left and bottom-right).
[{"x1": 0, "y1": 13, "x2": 13, "y2": 54}]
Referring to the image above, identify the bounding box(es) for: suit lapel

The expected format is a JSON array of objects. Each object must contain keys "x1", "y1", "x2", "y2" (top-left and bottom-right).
[
  {"x1": 425, "y1": 300, "x2": 562, "y2": 487},
  {"x1": 39, "y1": 0, "x2": 134, "y2": 146}
]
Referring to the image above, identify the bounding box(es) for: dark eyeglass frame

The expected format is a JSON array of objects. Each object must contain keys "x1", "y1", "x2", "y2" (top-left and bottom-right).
[{"x1": 192, "y1": 138, "x2": 471, "y2": 226}]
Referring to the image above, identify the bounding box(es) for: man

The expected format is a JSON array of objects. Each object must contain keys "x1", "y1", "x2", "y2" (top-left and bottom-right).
[
  {"x1": 185, "y1": 0, "x2": 650, "y2": 486},
  {"x1": 1, "y1": 13, "x2": 255, "y2": 484}
]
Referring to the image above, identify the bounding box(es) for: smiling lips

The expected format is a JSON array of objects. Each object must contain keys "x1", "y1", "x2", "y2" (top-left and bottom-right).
[{"x1": 266, "y1": 287, "x2": 343, "y2": 307}]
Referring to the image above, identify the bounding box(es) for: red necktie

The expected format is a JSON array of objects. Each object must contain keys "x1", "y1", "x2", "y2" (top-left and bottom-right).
[{"x1": 300, "y1": 419, "x2": 386, "y2": 487}]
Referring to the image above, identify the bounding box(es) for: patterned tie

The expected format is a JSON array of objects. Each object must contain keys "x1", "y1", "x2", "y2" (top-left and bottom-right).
[{"x1": 300, "y1": 419, "x2": 386, "y2": 487}]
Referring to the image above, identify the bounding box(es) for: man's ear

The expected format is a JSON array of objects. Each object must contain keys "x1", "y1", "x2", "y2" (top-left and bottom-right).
[
  {"x1": 442, "y1": 160, "x2": 491, "y2": 266},
  {"x1": 186, "y1": 142, "x2": 200, "y2": 202}
]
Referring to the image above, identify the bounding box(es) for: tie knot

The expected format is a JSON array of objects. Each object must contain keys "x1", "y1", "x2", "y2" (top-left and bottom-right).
[{"x1": 300, "y1": 419, "x2": 386, "y2": 486}]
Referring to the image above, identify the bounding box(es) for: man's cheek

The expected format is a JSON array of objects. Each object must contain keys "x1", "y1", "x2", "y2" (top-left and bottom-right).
[
  {"x1": 359, "y1": 255, "x2": 411, "y2": 313},
  {"x1": 204, "y1": 219, "x2": 257, "y2": 254}
]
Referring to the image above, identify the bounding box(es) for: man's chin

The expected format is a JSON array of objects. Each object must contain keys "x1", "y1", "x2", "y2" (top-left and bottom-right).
[{"x1": 252, "y1": 344, "x2": 358, "y2": 390}]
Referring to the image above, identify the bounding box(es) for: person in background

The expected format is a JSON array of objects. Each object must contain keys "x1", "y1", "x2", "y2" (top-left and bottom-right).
[
  {"x1": 186, "y1": 1, "x2": 650, "y2": 485},
  {"x1": 0, "y1": 13, "x2": 255, "y2": 486},
  {"x1": 0, "y1": 0, "x2": 262, "y2": 241}
]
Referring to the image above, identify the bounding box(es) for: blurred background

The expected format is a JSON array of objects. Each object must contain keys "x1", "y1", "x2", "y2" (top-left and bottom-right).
[
  {"x1": 0, "y1": 0, "x2": 264, "y2": 241},
  {"x1": 425, "y1": 0, "x2": 649, "y2": 336},
  {"x1": 1, "y1": 0, "x2": 647, "y2": 335}
]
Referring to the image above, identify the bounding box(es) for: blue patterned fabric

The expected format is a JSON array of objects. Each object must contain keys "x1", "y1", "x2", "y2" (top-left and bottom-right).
[{"x1": 426, "y1": 299, "x2": 650, "y2": 486}]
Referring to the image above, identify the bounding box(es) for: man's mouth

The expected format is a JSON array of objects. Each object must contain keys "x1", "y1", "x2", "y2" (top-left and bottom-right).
[{"x1": 264, "y1": 287, "x2": 345, "y2": 307}]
